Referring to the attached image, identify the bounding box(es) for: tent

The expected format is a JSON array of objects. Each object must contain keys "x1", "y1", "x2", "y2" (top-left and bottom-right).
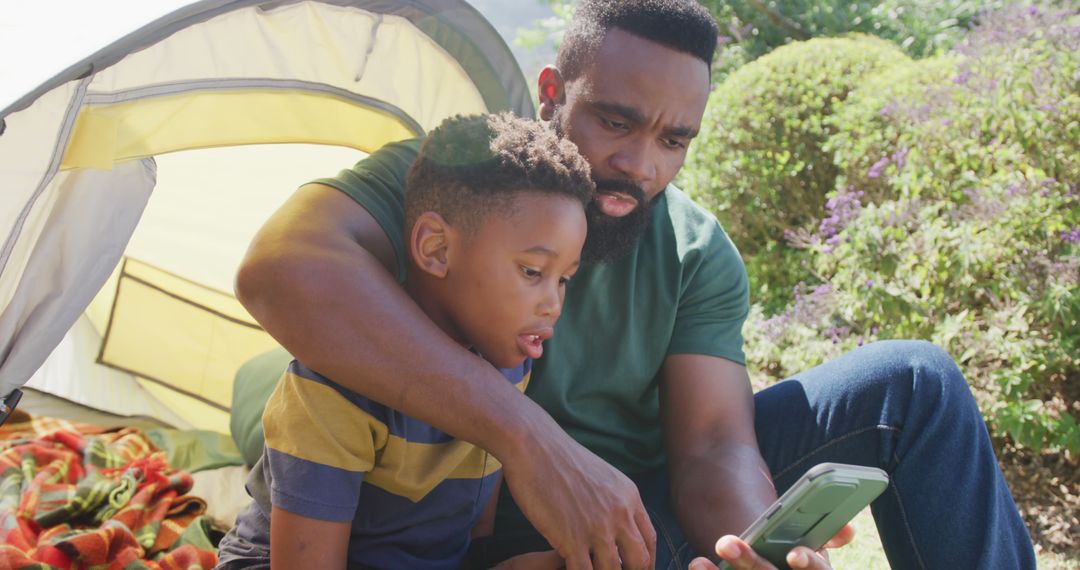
[{"x1": 0, "y1": 0, "x2": 534, "y2": 434}]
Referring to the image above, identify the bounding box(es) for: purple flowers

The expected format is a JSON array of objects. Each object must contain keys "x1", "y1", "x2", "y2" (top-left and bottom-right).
[
  {"x1": 953, "y1": 70, "x2": 974, "y2": 85},
  {"x1": 818, "y1": 188, "x2": 865, "y2": 251},
  {"x1": 867, "y1": 157, "x2": 890, "y2": 179},
  {"x1": 761, "y1": 283, "x2": 838, "y2": 342},
  {"x1": 866, "y1": 148, "x2": 909, "y2": 179},
  {"x1": 1062, "y1": 228, "x2": 1080, "y2": 245}
]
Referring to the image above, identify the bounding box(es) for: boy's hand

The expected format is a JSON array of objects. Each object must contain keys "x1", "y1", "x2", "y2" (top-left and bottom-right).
[
  {"x1": 688, "y1": 524, "x2": 855, "y2": 570},
  {"x1": 492, "y1": 550, "x2": 565, "y2": 569}
]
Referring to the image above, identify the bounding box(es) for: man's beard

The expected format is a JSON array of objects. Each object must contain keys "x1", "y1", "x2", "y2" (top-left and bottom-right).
[
  {"x1": 582, "y1": 178, "x2": 654, "y2": 264},
  {"x1": 551, "y1": 109, "x2": 654, "y2": 264}
]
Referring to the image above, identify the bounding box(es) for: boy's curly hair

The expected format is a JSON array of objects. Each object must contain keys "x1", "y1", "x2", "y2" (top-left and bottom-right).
[{"x1": 405, "y1": 113, "x2": 594, "y2": 235}]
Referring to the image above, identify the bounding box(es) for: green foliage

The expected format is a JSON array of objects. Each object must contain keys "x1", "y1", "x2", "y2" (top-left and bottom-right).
[
  {"x1": 702, "y1": 0, "x2": 1015, "y2": 67},
  {"x1": 744, "y1": 6, "x2": 1080, "y2": 454},
  {"x1": 513, "y1": 0, "x2": 1008, "y2": 82},
  {"x1": 514, "y1": 0, "x2": 575, "y2": 52},
  {"x1": 680, "y1": 35, "x2": 908, "y2": 309},
  {"x1": 829, "y1": 8, "x2": 1080, "y2": 205}
]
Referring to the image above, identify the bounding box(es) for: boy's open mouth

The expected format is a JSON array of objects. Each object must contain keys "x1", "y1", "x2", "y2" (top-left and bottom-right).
[{"x1": 517, "y1": 331, "x2": 551, "y2": 360}]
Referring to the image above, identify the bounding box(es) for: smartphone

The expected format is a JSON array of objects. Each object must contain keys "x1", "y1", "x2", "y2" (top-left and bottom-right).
[{"x1": 722, "y1": 463, "x2": 889, "y2": 569}]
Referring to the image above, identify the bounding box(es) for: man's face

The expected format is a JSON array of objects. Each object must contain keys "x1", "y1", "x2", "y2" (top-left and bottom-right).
[
  {"x1": 444, "y1": 192, "x2": 586, "y2": 368},
  {"x1": 549, "y1": 29, "x2": 711, "y2": 262}
]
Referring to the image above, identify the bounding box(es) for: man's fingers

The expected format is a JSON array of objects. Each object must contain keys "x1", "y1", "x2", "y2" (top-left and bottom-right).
[
  {"x1": 589, "y1": 540, "x2": 622, "y2": 570},
  {"x1": 714, "y1": 536, "x2": 744, "y2": 563},
  {"x1": 715, "y1": 535, "x2": 776, "y2": 570},
  {"x1": 561, "y1": 551, "x2": 592, "y2": 570},
  {"x1": 823, "y1": 522, "x2": 856, "y2": 549},
  {"x1": 614, "y1": 506, "x2": 654, "y2": 570},
  {"x1": 786, "y1": 546, "x2": 834, "y2": 570},
  {"x1": 494, "y1": 550, "x2": 564, "y2": 570},
  {"x1": 688, "y1": 556, "x2": 720, "y2": 570}
]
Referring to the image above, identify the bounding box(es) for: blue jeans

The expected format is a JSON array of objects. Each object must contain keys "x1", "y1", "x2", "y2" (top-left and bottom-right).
[
  {"x1": 646, "y1": 340, "x2": 1035, "y2": 570},
  {"x1": 467, "y1": 341, "x2": 1035, "y2": 569}
]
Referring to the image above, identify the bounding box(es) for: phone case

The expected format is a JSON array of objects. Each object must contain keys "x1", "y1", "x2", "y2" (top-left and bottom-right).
[{"x1": 737, "y1": 463, "x2": 889, "y2": 569}]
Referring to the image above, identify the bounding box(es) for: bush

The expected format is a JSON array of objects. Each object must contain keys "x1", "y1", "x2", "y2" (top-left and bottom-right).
[
  {"x1": 745, "y1": 5, "x2": 1080, "y2": 453},
  {"x1": 828, "y1": 6, "x2": 1080, "y2": 205},
  {"x1": 680, "y1": 35, "x2": 908, "y2": 310},
  {"x1": 701, "y1": 0, "x2": 1023, "y2": 81}
]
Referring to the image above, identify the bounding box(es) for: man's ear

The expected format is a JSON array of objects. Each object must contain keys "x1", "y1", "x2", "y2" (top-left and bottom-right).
[
  {"x1": 409, "y1": 212, "x2": 454, "y2": 278},
  {"x1": 537, "y1": 65, "x2": 566, "y2": 121}
]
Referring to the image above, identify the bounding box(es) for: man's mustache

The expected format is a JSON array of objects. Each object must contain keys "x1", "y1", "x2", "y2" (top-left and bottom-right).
[{"x1": 593, "y1": 178, "x2": 646, "y2": 203}]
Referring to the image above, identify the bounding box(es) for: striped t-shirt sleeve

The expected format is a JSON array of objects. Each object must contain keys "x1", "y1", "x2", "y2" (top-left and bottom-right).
[{"x1": 261, "y1": 361, "x2": 390, "y2": 522}]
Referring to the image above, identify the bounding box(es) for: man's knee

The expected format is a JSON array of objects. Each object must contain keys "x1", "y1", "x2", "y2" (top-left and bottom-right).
[
  {"x1": 888, "y1": 339, "x2": 967, "y2": 391},
  {"x1": 865, "y1": 339, "x2": 979, "y2": 422}
]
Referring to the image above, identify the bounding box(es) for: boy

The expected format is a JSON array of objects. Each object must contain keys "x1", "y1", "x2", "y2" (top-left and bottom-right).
[{"x1": 216, "y1": 113, "x2": 593, "y2": 569}]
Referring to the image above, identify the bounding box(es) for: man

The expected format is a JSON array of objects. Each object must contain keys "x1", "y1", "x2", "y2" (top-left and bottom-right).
[{"x1": 235, "y1": 1, "x2": 1036, "y2": 569}]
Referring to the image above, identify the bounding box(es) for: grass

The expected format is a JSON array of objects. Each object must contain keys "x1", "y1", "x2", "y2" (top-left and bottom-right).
[{"x1": 831, "y1": 508, "x2": 1080, "y2": 569}]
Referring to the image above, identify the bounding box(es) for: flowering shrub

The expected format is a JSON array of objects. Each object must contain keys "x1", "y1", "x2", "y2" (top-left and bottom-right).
[
  {"x1": 701, "y1": 0, "x2": 1016, "y2": 75},
  {"x1": 681, "y1": 35, "x2": 909, "y2": 310},
  {"x1": 828, "y1": 6, "x2": 1080, "y2": 204},
  {"x1": 743, "y1": 5, "x2": 1080, "y2": 453}
]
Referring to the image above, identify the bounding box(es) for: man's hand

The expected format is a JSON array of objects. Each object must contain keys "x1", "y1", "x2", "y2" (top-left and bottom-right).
[
  {"x1": 493, "y1": 550, "x2": 564, "y2": 569},
  {"x1": 688, "y1": 524, "x2": 855, "y2": 570},
  {"x1": 499, "y1": 433, "x2": 656, "y2": 570}
]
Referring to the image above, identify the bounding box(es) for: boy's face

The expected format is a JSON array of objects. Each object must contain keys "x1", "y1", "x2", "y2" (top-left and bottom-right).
[{"x1": 444, "y1": 192, "x2": 587, "y2": 369}]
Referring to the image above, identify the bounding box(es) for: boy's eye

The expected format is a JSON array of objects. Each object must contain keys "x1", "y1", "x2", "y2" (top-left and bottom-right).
[
  {"x1": 520, "y1": 265, "x2": 541, "y2": 279},
  {"x1": 559, "y1": 275, "x2": 572, "y2": 286}
]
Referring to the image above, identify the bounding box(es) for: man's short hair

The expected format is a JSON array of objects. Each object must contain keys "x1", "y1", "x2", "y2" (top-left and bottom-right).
[
  {"x1": 405, "y1": 113, "x2": 594, "y2": 235},
  {"x1": 557, "y1": 0, "x2": 719, "y2": 82}
]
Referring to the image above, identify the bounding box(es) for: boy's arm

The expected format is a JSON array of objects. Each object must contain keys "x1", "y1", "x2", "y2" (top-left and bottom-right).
[
  {"x1": 271, "y1": 505, "x2": 350, "y2": 570},
  {"x1": 235, "y1": 183, "x2": 654, "y2": 570},
  {"x1": 472, "y1": 473, "x2": 501, "y2": 539}
]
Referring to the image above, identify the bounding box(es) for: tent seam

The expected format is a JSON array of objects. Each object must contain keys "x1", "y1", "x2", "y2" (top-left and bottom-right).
[
  {"x1": 0, "y1": 76, "x2": 93, "y2": 285},
  {"x1": 81, "y1": 78, "x2": 425, "y2": 137}
]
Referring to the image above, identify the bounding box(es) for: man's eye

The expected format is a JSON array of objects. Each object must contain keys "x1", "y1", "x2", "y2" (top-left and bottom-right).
[
  {"x1": 559, "y1": 275, "x2": 572, "y2": 286},
  {"x1": 663, "y1": 137, "x2": 687, "y2": 150},
  {"x1": 600, "y1": 116, "x2": 628, "y2": 130},
  {"x1": 520, "y1": 266, "x2": 541, "y2": 278}
]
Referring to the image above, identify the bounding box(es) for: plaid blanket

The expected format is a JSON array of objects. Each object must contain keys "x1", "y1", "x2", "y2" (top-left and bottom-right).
[{"x1": 0, "y1": 411, "x2": 218, "y2": 569}]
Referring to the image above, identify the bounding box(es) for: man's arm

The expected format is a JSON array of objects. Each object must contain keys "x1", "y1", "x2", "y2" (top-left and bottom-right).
[
  {"x1": 271, "y1": 506, "x2": 350, "y2": 570},
  {"x1": 661, "y1": 354, "x2": 776, "y2": 555},
  {"x1": 235, "y1": 184, "x2": 654, "y2": 570},
  {"x1": 662, "y1": 355, "x2": 849, "y2": 570}
]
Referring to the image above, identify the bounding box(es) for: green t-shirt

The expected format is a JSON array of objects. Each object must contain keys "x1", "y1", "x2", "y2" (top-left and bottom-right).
[{"x1": 315, "y1": 138, "x2": 749, "y2": 515}]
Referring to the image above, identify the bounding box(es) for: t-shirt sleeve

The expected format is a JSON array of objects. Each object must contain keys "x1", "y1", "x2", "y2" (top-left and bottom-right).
[
  {"x1": 667, "y1": 224, "x2": 750, "y2": 365},
  {"x1": 310, "y1": 138, "x2": 422, "y2": 283},
  {"x1": 261, "y1": 362, "x2": 389, "y2": 522}
]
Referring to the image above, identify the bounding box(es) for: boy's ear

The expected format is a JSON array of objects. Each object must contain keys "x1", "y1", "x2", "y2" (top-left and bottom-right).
[
  {"x1": 537, "y1": 65, "x2": 566, "y2": 121},
  {"x1": 409, "y1": 212, "x2": 454, "y2": 278}
]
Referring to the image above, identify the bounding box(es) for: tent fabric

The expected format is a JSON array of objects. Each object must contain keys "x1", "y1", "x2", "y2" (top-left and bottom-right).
[{"x1": 0, "y1": 0, "x2": 533, "y2": 432}]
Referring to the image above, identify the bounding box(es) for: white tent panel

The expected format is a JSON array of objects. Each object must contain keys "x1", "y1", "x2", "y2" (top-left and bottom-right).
[
  {"x1": 0, "y1": 0, "x2": 533, "y2": 431},
  {"x1": 124, "y1": 143, "x2": 364, "y2": 294},
  {"x1": 87, "y1": 3, "x2": 486, "y2": 134},
  {"x1": 0, "y1": 160, "x2": 156, "y2": 396},
  {"x1": 0, "y1": 80, "x2": 84, "y2": 309}
]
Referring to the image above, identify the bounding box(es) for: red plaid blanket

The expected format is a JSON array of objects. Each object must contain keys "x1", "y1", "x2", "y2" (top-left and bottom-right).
[{"x1": 0, "y1": 411, "x2": 218, "y2": 569}]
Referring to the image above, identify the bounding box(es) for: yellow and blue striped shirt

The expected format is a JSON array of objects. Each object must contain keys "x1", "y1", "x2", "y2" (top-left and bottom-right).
[{"x1": 231, "y1": 359, "x2": 530, "y2": 569}]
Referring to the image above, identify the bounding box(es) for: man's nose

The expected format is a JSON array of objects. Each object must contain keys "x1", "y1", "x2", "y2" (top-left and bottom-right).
[{"x1": 609, "y1": 136, "x2": 656, "y2": 185}]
